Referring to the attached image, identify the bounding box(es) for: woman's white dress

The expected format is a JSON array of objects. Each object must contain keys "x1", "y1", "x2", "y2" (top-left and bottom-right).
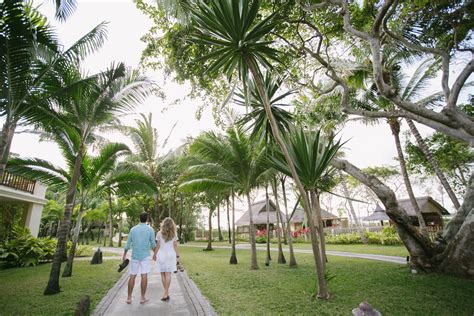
[{"x1": 155, "y1": 231, "x2": 177, "y2": 273}]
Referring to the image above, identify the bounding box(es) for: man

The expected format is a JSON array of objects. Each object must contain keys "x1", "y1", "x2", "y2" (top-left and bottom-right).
[{"x1": 123, "y1": 212, "x2": 156, "y2": 304}]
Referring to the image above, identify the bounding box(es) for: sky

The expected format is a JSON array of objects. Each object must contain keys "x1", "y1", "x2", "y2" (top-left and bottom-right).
[{"x1": 6, "y1": 0, "x2": 463, "y2": 226}]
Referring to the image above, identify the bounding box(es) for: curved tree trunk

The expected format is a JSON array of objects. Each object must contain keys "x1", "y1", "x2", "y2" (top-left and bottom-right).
[
  {"x1": 62, "y1": 202, "x2": 85, "y2": 277},
  {"x1": 310, "y1": 190, "x2": 327, "y2": 268},
  {"x1": 44, "y1": 145, "x2": 83, "y2": 295},
  {"x1": 226, "y1": 196, "x2": 231, "y2": 244},
  {"x1": 388, "y1": 120, "x2": 428, "y2": 236},
  {"x1": 0, "y1": 120, "x2": 17, "y2": 179},
  {"x1": 339, "y1": 171, "x2": 368, "y2": 244},
  {"x1": 405, "y1": 119, "x2": 460, "y2": 210},
  {"x1": 217, "y1": 204, "x2": 224, "y2": 242},
  {"x1": 204, "y1": 207, "x2": 213, "y2": 251},
  {"x1": 271, "y1": 178, "x2": 286, "y2": 264},
  {"x1": 229, "y1": 191, "x2": 238, "y2": 264},
  {"x1": 265, "y1": 185, "x2": 271, "y2": 265},
  {"x1": 247, "y1": 57, "x2": 324, "y2": 294},
  {"x1": 246, "y1": 193, "x2": 259, "y2": 270},
  {"x1": 281, "y1": 178, "x2": 297, "y2": 267}
]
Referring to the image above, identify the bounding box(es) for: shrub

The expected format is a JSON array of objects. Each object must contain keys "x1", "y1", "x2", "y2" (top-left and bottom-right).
[
  {"x1": 0, "y1": 226, "x2": 56, "y2": 268},
  {"x1": 325, "y1": 227, "x2": 402, "y2": 245}
]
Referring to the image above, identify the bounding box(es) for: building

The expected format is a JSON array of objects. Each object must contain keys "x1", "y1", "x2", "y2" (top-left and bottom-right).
[
  {"x1": 363, "y1": 197, "x2": 450, "y2": 228},
  {"x1": 235, "y1": 200, "x2": 341, "y2": 234},
  {"x1": 0, "y1": 171, "x2": 47, "y2": 237},
  {"x1": 398, "y1": 196, "x2": 450, "y2": 227}
]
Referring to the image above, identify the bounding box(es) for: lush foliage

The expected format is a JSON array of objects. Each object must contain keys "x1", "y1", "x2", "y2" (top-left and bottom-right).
[
  {"x1": 0, "y1": 226, "x2": 91, "y2": 268},
  {"x1": 325, "y1": 227, "x2": 402, "y2": 246}
]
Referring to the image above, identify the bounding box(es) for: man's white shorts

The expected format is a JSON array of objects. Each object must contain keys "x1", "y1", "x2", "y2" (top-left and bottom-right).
[{"x1": 129, "y1": 256, "x2": 151, "y2": 275}]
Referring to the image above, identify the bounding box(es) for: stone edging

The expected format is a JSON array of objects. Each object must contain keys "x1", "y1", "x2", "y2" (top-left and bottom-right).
[
  {"x1": 177, "y1": 270, "x2": 217, "y2": 316},
  {"x1": 93, "y1": 271, "x2": 129, "y2": 316}
]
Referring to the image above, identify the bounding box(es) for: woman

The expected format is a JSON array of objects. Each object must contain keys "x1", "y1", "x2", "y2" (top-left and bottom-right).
[{"x1": 153, "y1": 217, "x2": 180, "y2": 301}]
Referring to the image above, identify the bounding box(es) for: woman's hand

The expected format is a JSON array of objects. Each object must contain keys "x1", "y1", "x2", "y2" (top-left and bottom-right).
[{"x1": 152, "y1": 254, "x2": 157, "y2": 261}]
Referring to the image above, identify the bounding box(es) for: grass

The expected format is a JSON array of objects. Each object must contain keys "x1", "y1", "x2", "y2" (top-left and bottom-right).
[
  {"x1": 0, "y1": 259, "x2": 122, "y2": 315},
  {"x1": 180, "y1": 247, "x2": 474, "y2": 316},
  {"x1": 185, "y1": 240, "x2": 409, "y2": 257}
]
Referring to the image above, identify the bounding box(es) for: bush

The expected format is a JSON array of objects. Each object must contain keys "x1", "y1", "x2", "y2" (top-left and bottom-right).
[
  {"x1": 0, "y1": 226, "x2": 56, "y2": 268},
  {"x1": 325, "y1": 228, "x2": 402, "y2": 246}
]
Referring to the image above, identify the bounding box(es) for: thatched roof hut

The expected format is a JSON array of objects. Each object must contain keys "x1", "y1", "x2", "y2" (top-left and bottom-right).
[
  {"x1": 363, "y1": 204, "x2": 390, "y2": 222},
  {"x1": 398, "y1": 196, "x2": 450, "y2": 226}
]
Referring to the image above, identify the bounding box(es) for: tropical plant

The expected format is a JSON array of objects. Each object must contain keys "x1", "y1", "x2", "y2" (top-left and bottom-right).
[
  {"x1": 180, "y1": 127, "x2": 269, "y2": 269},
  {"x1": 0, "y1": 0, "x2": 108, "y2": 178},
  {"x1": 31, "y1": 63, "x2": 154, "y2": 295},
  {"x1": 271, "y1": 128, "x2": 343, "y2": 298}
]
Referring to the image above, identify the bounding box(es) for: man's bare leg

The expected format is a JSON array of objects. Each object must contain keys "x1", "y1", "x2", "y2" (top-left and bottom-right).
[
  {"x1": 127, "y1": 275, "x2": 137, "y2": 304},
  {"x1": 140, "y1": 273, "x2": 149, "y2": 304}
]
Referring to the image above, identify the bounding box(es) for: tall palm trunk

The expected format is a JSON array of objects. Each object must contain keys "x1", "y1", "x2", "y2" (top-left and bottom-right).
[
  {"x1": 229, "y1": 191, "x2": 238, "y2": 264},
  {"x1": 388, "y1": 120, "x2": 428, "y2": 236},
  {"x1": 226, "y1": 196, "x2": 231, "y2": 244},
  {"x1": 271, "y1": 178, "x2": 286, "y2": 264},
  {"x1": 217, "y1": 204, "x2": 224, "y2": 241},
  {"x1": 204, "y1": 208, "x2": 213, "y2": 251},
  {"x1": 118, "y1": 213, "x2": 123, "y2": 247},
  {"x1": 265, "y1": 186, "x2": 271, "y2": 264},
  {"x1": 281, "y1": 178, "x2": 297, "y2": 267},
  {"x1": 247, "y1": 58, "x2": 323, "y2": 291},
  {"x1": 0, "y1": 120, "x2": 17, "y2": 179},
  {"x1": 44, "y1": 144, "x2": 83, "y2": 295},
  {"x1": 62, "y1": 202, "x2": 85, "y2": 277},
  {"x1": 310, "y1": 190, "x2": 327, "y2": 268},
  {"x1": 107, "y1": 192, "x2": 114, "y2": 247},
  {"x1": 339, "y1": 170, "x2": 367, "y2": 244},
  {"x1": 405, "y1": 119, "x2": 460, "y2": 210},
  {"x1": 246, "y1": 192, "x2": 259, "y2": 270},
  {"x1": 304, "y1": 193, "x2": 329, "y2": 299}
]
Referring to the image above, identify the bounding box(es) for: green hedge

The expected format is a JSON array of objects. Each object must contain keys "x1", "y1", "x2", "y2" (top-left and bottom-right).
[{"x1": 325, "y1": 227, "x2": 402, "y2": 245}]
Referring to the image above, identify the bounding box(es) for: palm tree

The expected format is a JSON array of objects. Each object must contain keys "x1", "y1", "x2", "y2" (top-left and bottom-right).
[
  {"x1": 280, "y1": 176, "x2": 297, "y2": 267},
  {"x1": 180, "y1": 128, "x2": 269, "y2": 269},
  {"x1": 0, "y1": 1, "x2": 108, "y2": 178},
  {"x1": 34, "y1": 64, "x2": 154, "y2": 295},
  {"x1": 190, "y1": 2, "x2": 314, "y2": 261},
  {"x1": 271, "y1": 128, "x2": 343, "y2": 298},
  {"x1": 8, "y1": 140, "x2": 155, "y2": 276}
]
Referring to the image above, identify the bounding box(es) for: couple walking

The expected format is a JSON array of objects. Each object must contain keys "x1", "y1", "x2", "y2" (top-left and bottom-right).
[{"x1": 122, "y1": 212, "x2": 180, "y2": 304}]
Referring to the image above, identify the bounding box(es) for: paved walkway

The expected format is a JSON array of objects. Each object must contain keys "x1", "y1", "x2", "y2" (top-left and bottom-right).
[
  {"x1": 183, "y1": 244, "x2": 407, "y2": 265},
  {"x1": 93, "y1": 250, "x2": 216, "y2": 316}
]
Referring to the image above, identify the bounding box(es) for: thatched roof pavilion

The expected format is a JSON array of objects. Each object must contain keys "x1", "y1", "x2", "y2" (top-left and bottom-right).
[{"x1": 363, "y1": 204, "x2": 390, "y2": 222}]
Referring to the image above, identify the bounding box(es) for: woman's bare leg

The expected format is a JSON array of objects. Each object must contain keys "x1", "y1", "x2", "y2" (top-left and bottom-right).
[
  {"x1": 160, "y1": 272, "x2": 167, "y2": 299},
  {"x1": 164, "y1": 272, "x2": 172, "y2": 297}
]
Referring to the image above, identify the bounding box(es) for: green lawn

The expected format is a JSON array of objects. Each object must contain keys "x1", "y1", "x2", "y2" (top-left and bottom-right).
[
  {"x1": 185, "y1": 241, "x2": 409, "y2": 257},
  {"x1": 0, "y1": 259, "x2": 122, "y2": 315},
  {"x1": 180, "y1": 247, "x2": 474, "y2": 316}
]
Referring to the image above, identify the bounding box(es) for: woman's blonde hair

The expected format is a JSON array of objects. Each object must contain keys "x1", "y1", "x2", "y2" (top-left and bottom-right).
[{"x1": 160, "y1": 217, "x2": 176, "y2": 242}]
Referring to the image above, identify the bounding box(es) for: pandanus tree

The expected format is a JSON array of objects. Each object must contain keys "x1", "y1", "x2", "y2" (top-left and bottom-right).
[
  {"x1": 270, "y1": 128, "x2": 343, "y2": 298},
  {"x1": 190, "y1": 0, "x2": 320, "y2": 278},
  {"x1": 32, "y1": 63, "x2": 154, "y2": 295},
  {"x1": 236, "y1": 74, "x2": 294, "y2": 265},
  {"x1": 180, "y1": 128, "x2": 269, "y2": 269},
  {"x1": 0, "y1": 0, "x2": 108, "y2": 178}
]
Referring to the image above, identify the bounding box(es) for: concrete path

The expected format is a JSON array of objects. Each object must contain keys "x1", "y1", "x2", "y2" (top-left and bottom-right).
[
  {"x1": 182, "y1": 244, "x2": 407, "y2": 265},
  {"x1": 93, "y1": 253, "x2": 216, "y2": 316}
]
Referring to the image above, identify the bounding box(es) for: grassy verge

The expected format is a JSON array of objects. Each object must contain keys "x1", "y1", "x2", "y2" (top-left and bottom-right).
[
  {"x1": 180, "y1": 247, "x2": 474, "y2": 315},
  {"x1": 185, "y1": 241, "x2": 409, "y2": 257},
  {"x1": 0, "y1": 259, "x2": 122, "y2": 315}
]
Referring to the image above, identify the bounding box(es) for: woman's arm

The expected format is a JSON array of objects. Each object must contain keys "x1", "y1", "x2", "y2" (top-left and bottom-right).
[
  {"x1": 153, "y1": 240, "x2": 160, "y2": 260},
  {"x1": 173, "y1": 239, "x2": 180, "y2": 259}
]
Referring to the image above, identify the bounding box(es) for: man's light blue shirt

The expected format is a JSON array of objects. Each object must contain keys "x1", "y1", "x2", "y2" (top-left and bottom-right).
[{"x1": 124, "y1": 223, "x2": 156, "y2": 260}]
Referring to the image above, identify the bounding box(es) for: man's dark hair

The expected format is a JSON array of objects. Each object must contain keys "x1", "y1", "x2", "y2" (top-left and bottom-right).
[{"x1": 139, "y1": 212, "x2": 148, "y2": 223}]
